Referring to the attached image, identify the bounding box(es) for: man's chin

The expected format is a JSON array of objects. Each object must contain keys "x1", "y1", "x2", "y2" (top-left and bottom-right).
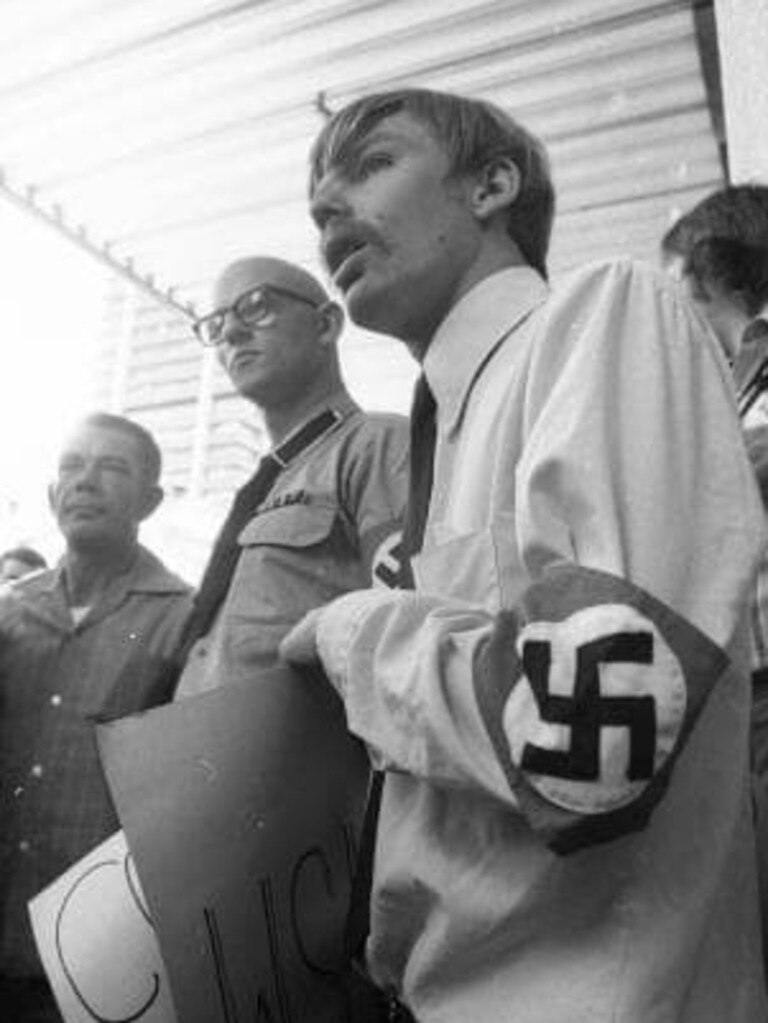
[
  {"x1": 234, "y1": 377, "x2": 271, "y2": 407},
  {"x1": 345, "y1": 282, "x2": 397, "y2": 337},
  {"x1": 62, "y1": 524, "x2": 119, "y2": 549}
]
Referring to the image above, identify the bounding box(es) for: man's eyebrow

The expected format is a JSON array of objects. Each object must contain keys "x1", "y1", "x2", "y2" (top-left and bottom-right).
[
  {"x1": 208, "y1": 284, "x2": 262, "y2": 312},
  {"x1": 353, "y1": 127, "x2": 404, "y2": 150},
  {"x1": 97, "y1": 454, "x2": 133, "y2": 469},
  {"x1": 331, "y1": 127, "x2": 401, "y2": 169}
]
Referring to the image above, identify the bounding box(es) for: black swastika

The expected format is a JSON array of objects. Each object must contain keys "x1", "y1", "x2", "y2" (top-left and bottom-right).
[
  {"x1": 520, "y1": 631, "x2": 657, "y2": 782},
  {"x1": 374, "y1": 539, "x2": 403, "y2": 589}
]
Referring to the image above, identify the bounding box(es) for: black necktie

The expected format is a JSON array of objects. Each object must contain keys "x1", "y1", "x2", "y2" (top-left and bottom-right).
[
  {"x1": 174, "y1": 408, "x2": 341, "y2": 666},
  {"x1": 179, "y1": 453, "x2": 282, "y2": 651},
  {"x1": 345, "y1": 374, "x2": 438, "y2": 962},
  {"x1": 399, "y1": 374, "x2": 437, "y2": 585}
]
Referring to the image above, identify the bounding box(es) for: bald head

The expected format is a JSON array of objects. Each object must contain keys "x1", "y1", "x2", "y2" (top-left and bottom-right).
[
  {"x1": 215, "y1": 256, "x2": 329, "y2": 308},
  {"x1": 210, "y1": 255, "x2": 345, "y2": 427}
]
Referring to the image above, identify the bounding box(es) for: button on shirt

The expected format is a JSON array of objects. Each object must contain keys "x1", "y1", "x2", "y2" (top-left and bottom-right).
[
  {"x1": 0, "y1": 547, "x2": 192, "y2": 978},
  {"x1": 310, "y1": 260, "x2": 767, "y2": 1022},
  {"x1": 176, "y1": 394, "x2": 408, "y2": 696}
]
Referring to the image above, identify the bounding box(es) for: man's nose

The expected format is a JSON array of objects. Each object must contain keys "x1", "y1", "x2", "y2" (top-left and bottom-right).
[
  {"x1": 73, "y1": 461, "x2": 101, "y2": 488},
  {"x1": 310, "y1": 170, "x2": 349, "y2": 232},
  {"x1": 220, "y1": 309, "x2": 250, "y2": 347}
]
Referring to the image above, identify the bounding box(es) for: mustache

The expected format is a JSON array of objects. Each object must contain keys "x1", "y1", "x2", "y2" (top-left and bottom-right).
[{"x1": 322, "y1": 221, "x2": 382, "y2": 277}]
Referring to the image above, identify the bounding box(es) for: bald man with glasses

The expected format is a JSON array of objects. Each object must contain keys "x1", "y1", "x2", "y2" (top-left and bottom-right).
[{"x1": 173, "y1": 255, "x2": 408, "y2": 699}]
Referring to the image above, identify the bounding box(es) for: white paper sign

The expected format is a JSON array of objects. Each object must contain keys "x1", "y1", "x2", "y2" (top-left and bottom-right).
[{"x1": 28, "y1": 830, "x2": 177, "y2": 1023}]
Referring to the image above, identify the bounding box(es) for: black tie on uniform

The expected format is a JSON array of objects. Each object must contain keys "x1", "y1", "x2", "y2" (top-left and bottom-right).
[
  {"x1": 345, "y1": 373, "x2": 438, "y2": 964},
  {"x1": 179, "y1": 453, "x2": 282, "y2": 652},
  {"x1": 173, "y1": 407, "x2": 341, "y2": 674}
]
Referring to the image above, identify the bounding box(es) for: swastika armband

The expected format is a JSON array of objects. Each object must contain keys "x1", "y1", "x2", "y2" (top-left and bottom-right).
[{"x1": 473, "y1": 565, "x2": 730, "y2": 853}]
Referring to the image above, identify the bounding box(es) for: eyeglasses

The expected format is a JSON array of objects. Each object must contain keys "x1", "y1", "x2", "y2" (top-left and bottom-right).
[{"x1": 192, "y1": 284, "x2": 321, "y2": 346}]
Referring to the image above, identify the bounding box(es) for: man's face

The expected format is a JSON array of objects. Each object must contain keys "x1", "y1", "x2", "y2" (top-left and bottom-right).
[
  {"x1": 666, "y1": 254, "x2": 750, "y2": 374},
  {"x1": 50, "y1": 424, "x2": 156, "y2": 552},
  {"x1": 212, "y1": 262, "x2": 328, "y2": 407},
  {"x1": 310, "y1": 111, "x2": 482, "y2": 350}
]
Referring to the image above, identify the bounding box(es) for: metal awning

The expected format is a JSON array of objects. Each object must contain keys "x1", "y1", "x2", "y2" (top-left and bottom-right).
[{"x1": 0, "y1": 0, "x2": 725, "y2": 319}]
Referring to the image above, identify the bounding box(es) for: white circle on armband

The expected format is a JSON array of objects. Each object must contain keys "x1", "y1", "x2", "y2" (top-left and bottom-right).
[{"x1": 503, "y1": 603, "x2": 686, "y2": 814}]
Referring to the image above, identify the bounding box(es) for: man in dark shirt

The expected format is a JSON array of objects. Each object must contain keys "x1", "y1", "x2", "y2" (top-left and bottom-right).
[{"x1": 0, "y1": 412, "x2": 193, "y2": 1022}]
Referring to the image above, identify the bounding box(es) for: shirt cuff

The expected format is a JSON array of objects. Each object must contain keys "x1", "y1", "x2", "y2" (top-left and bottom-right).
[{"x1": 315, "y1": 588, "x2": 401, "y2": 699}]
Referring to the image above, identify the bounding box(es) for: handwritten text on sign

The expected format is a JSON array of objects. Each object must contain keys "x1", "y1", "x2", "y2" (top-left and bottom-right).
[
  {"x1": 29, "y1": 830, "x2": 177, "y2": 1023},
  {"x1": 97, "y1": 666, "x2": 371, "y2": 1023}
]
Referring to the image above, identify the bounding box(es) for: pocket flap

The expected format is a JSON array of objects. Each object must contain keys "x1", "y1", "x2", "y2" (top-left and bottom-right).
[{"x1": 237, "y1": 503, "x2": 336, "y2": 549}]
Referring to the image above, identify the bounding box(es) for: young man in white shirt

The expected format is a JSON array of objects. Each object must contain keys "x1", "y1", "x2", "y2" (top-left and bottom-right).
[{"x1": 283, "y1": 88, "x2": 767, "y2": 1022}]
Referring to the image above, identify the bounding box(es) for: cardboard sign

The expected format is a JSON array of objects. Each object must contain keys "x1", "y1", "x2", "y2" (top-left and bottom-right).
[
  {"x1": 28, "y1": 830, "x2": 177, "y2": 1023},
  {"x1": 96, "y1": 666, "x2": 370, "y2": 1023}
]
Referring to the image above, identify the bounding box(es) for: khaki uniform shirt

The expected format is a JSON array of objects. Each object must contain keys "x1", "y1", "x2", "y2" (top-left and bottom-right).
[{"x1": 176, "y1": 395, "x2": 408, "y2": 695}]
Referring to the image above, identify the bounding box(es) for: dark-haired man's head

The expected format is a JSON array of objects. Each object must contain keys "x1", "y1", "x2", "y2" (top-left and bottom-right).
[
  {"x1": 309, "y1": 88, "x2": 555, "y2": 357},
  {"x1": 662, "y1": 185, "x2": 768, "y2": 380}
]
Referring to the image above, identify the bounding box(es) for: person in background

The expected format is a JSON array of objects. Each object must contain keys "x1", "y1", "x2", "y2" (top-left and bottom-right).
[
  {"x1": 173, "y1": 254, "x2": 407, "y2": 699},
  {"x1": 661, "y1": 183, "x2": 768, "y2": 421},
  {"x1": 0, "y1": 546, "x2": 47, "y2": 584},
  {"x1": 0, "y1": 412, "x2": 193, "y2": 1022},
  {"x1": 661, "y1": 186, "x2": 768, "y2": 674},
  {"x1": 282, "y1": 87, "x2": 767, "y2": 1022},
  {"x1": 662, "y1": 182, "x2": 768, "y2": 981}
]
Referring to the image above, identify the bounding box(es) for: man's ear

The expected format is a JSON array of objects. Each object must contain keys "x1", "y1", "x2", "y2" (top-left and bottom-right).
[
  {"x1": 47, "y1": 482, "x2": 57, "y2": 515},
  {"x1": 471, "y1": 157, "x2": 521, "y2": 221},
  {"x1": 138, "y1": 484, "x2": 164, "y2": 522},
  {"x1": 316, "y1": 301, "x2": 344, "y2": 346}
]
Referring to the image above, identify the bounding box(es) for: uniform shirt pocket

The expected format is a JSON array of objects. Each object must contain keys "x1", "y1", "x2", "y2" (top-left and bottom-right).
[
  {"x1": 226, "y1": 501, "x2": 350, "y2": 626},
  {"x1": 237, "y1": 501, "x2": 337, "y2": 549}
]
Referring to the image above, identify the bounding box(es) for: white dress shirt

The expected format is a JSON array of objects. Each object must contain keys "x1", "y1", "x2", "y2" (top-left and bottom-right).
[{"x1": 307, "y1": 259, "x2": 767, "y2": 1022}]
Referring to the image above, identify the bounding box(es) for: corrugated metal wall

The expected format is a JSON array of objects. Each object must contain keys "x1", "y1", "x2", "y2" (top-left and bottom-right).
[
  {"x1": 0, "y1": 0, "x2": 722, "y2": 299},
  {"x1": 0, "y1": 0, "x2": 725, "y2": 502}
]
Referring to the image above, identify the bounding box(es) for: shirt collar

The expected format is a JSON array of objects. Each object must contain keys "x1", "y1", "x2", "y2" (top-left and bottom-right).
[
  {"x1": 267, "y1": 387, "x2": 358, "y2": 455},
  {"x1": 422, "y1": 267, "x2": 548, "y2": 435},
  {"x1": 128, "y1": 546, "x2": 190, "y2": 594},
  {"x1": 47, "y1": 545, "x2": 188, "y2": 599}
]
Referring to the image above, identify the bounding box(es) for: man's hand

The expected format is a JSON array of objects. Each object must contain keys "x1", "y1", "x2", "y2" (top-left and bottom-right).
[{"x1": 280, "y1": 607, "x2": 325, "y2": 666}]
